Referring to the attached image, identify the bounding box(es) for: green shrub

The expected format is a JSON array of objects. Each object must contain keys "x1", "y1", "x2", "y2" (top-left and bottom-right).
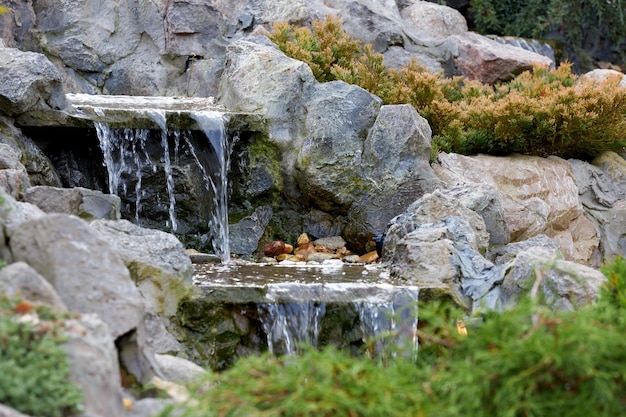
[
  {"x1": 159, "y1": 257, "x2": 626, "y2": 417},
  {"x1": 270, "y1": 18, "x2": 626, "y2": 161},
  {"x1": 0, "y1": 298, "x2": 83, "y2": 417}
]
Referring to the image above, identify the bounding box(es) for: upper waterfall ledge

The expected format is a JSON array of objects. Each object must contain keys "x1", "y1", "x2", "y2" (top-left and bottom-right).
[{"x1": 15, "y1": 93, "x2": 265, "y2": 131}]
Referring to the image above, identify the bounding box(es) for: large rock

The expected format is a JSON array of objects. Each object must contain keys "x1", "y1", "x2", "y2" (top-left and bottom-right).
[
  {"x1": 0, "y1": 115, "x2": 62, "y2": 187},
  {"x1": 495, "y1": 246, "x2": 607, "y2": 311},
  {"x1": 344, "y1": 104, "x2": 442, "y2": 252},
  {"x1": 0, "y1": 187, "x2": 46, "y2": 242},
  {"x1": 63, "y1": 314, "x2": 125, "y2": 417},
  {"x1": 384, "y1": 215, "x2": 506, "y2": 310},
  {"x1": 400, "y1": 1, "x2": 468, "y2": 40},
  {"x1": 383, "y1": 187, "x2": 491, "y2": 258},
  {"x1": 0, "y1": 48, "x2": 67, "y2": 120},
  {"x1": 0, "y1": 142, "x2": 31, "y2": 199},
  {"x1": 444, "y1": 32, "x2": 554, "y2": 84},
  {"x1": 296, "y1": 81, "x2": 381, "y2": 213},
  {"x1": 89, "y1": 219, "x2": 193, "y2": 318},
  {"x1": 569, "y1": 152, "x2": 626, "y2": 265},
  {"x1": 23, "y1": 185, "x2": 121, "y2": 220},
  {"x1": 434, "y1": 153, "x2": 599, "y2": 264},
  {"x1": 228, "y1": 205, "x2": 273, "y2": 256},
  {"x1": 0, "y1": 261, "x2": 67, "y2": 310},
  {"x1": 8, "y1": 213, "x2": 144, "y2": 338},
  {"x1": 218, "y1": 36, "x2": 316, "y2": 146}
]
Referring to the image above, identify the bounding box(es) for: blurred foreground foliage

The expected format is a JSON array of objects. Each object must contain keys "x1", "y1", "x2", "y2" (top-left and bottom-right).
[
  {"x1": 160, "y1": 256, "x2": 626, "y2": 417},
  {"x1": 270, "y1": 16, "x2": 626, "y2": 161},
  {"x1": 0, "y1": 297, "x2": 83, "y2": 417}
]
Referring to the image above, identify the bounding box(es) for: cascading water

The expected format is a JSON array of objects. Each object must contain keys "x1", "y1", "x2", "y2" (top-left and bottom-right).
[
  {"x1": 94, "y1": 123, "x2": 155, "y2": 225},
  {"x1": 255, "y1": 280, "x2": 419, "y2": 358},
  {"x1": 260, "y1": 302, "x2": 327, "y2": 355},
  {"x1": 191, "y1": 111, "x2": 232, "y2": 262},
  {"x1": 93, "y1": 106, "x2": 233, "y2": 260},
  {"x1": 145, "y1": 110, "x2": 178, "y2": 232}
]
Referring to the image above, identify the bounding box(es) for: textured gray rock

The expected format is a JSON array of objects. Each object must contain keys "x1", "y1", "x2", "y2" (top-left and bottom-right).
[
  {"x1": 0, "y1": 115, "x2": 62, "y2": 187},
  {"x1": 569, "y1": 152, "x2": 626, "y2": 265},
  {"x1": 495, "y1": 246, "x2": 607, "y2": 311},
  {"x1": 228, "y1": 205, "x2": 273, "y2": 256},
  {"x1": 385, "y1": 215, "x2": 505, "y2": 309},
  {"x1": 296, "y1": 80, "x2": 381, "y2": 213},
  {"x1": 154, "y1": 354, "x2": 208, "y2": 385},
  {"x1": 344, "y1": 104, "x2": 442, "y2": 252},
  {"x1": 0, "y1": 143, "x2": 31, "y2": 199},
  {"x1": 0, "y1": 48, "x2": 67, "y2": 119},
  {"x1": 63, "y1": 314, "x2": 125, "y2": 417},
  {"x1": 400, "y1": 1, "x2": 468, "y2": 40},
  {"x1": 89, "y1": 219, "x2": 193, "y2": 318},
  {"x1": 218, "y1": 37, "x2": 316, "y2": 146},
  {"x1": 0, "y1": 189, "x2": 45, "y2": 240},
  {"x1": 9, "y1": 213, "x2": 144, "y2": 338},
  {"x1": 0, "y1": 261, "x2": 67, "y2": 310},
  {"x1": 384, "y1": 188, "x2": 491, "y2": 258},
  {"x1": 24, "y1": 185, "x2": 121, "y2": 220}
]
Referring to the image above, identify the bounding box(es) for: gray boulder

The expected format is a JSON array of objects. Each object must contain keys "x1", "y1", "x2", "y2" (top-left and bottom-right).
[
  {"x1": 296, "y1": 80, "x2": 381, "y2": 212},
  {"x1": 9, "y1": 213, "x2": 144, "y2": 338},
  {"x1": 385, "y1": 215, "x2": 506, "y2": 310},
  {"x1": 63, "y1": 314, "x2": 125, "y2": 417},
  {"x1": 154, "y1": 354, "x2": 208, "y2": 385},
  {"x1": 218, "y1": 36, "x2": 316, "y2": 146},
  {"x1": 569, "y1": 152, "x2": 626, "y2": 265},
  {"x1": 384, "y1": 187, "x2": 491, "y2": 258},
  {"x1": 0, "y1": 261, "x2": 67, "y2": 310},
  {"x1": 23, "y1": 185, "x2": 121, "y2": 220},
  {"x1": 228, "y1": 205, "x2": 273, "y2": 256},
  {"x1": 495, "y1": 246, "x2": 607, "y2": 311},
  {"x1": 0, "y1": 115, "x2": 62, "y2": 187},
  {"x1": 0, "y1": 48, "x2": 67, "y2": 122},
  {"x1": 344, "y1": 104, "x2": 442, "y2": 252},
  {"x1": 89, "y1": 219, "x2": 193, "y2": 318}
]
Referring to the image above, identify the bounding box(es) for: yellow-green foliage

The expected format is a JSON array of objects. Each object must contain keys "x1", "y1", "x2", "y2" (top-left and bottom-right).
[
  {"x1": 434, "y1": 64, "x2": 626, "y2": 159},
  {"x1": 270, "y1": 17, "x2": 626, "y2": 161}
]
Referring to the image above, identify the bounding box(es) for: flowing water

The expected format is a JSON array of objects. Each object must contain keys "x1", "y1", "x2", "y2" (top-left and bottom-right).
[
  {"x1": 193, "y1": 262, "x2": 419, "y2": 362},
  {"x1": 92, "y1": 105, "x2": 232, "y2": 260},
  {"x1": 80, "y1": 94, "x2": 418, "y2": 365}
]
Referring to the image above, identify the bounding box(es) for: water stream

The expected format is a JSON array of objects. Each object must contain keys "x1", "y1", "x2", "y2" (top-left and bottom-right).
[
  {"x1": 93, "y1": 108, "x2": 232, "y2": 261},
  {"x1": 193, "y1": 263, "x2": 419, "y2": 363},
  {"x1": 81, "y1": 94, "x2": 418, "y2": 366}
]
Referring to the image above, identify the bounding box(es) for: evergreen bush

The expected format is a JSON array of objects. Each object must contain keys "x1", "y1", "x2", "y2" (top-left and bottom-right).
[
  {"x1": 159, "y1": 256, "x2": 626, "y2": 417},
  {"x1": 0, "y1": 298, "x2": 83, "y2": 417},
  {"x1": 270, "y1": 17, "x2": 626, "y2": 161}
]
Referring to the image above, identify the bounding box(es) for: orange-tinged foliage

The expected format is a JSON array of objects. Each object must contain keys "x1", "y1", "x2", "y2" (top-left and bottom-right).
[{"x1": 271, "y1": 17, "x2": 626, "y2": 161}]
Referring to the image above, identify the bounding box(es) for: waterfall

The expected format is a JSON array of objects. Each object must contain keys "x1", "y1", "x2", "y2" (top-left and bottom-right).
[
  {"x1": 145, "y1": 110, "x2": 178, "y2": 232},
  {"x1": 258, "y1": 284, "x2": 419, "y2": 358},
  {"x1": 191, "y1": 111, "x2": 232, "y2": 263},
  {"x1": 93, "y1": 108, "x2": 233, "y2": 260},
  {"x1": 94, "y1": 123, "x2": 154, "y2": 225},
  {"x1": 260, "y1": 302, "x2": 327, "y2": 355}
]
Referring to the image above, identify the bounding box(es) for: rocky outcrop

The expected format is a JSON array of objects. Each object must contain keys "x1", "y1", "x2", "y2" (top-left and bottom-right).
[
  {"x1": 0, "y1": 47, "x2": 68, "y2": 121},
  {"x1": 0, "y1": 0, "x2": 554, "y2": 95},
  {"x1": 445, "y1": 32, "x2": 553, "y2": 84},
  {"x1": 433, "y1": 153, "x2": 599, "y2": 265},
  {"x1": 23, "y1": 185, "x2": 121, "y2": 220},
  {"x1": 9, "y1": 213, "x2": 144, "y2": 338}
]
